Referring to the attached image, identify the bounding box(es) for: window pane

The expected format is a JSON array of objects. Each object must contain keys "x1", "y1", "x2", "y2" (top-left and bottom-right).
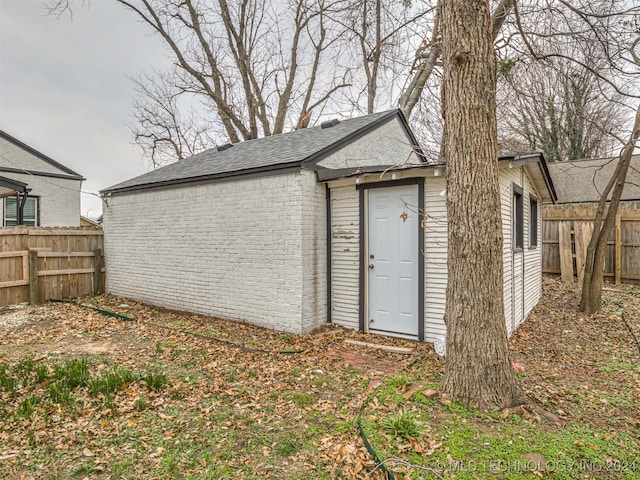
[
  {"x1": 529, "y1": 197, "x2": 538, "y2": 247},
  {"x1": 23, "y1": 198, "x2": 36, "y2": 219},
  {"x1": 5, "y1": 197, "x2": 17, "y2": 219},
  {"x1": 4, "y1": 196, "x2": 38, "y2": 226}
]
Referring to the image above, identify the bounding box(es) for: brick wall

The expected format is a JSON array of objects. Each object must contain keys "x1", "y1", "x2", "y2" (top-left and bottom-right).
[{"x1": 104, "y1": 171, "x2": 327, "y2": 335}]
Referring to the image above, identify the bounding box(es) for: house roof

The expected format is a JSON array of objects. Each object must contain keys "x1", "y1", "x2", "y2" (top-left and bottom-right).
[
  {"x1": 317, "y1": 152, "x2": 557, "y2": 203},
  {"x1": 0, "y1": 129, "x2": 84, "y2": 180},
  {"x1": 102, "y1": 109, "x2": 425, "y2": 195},
  {"x1": 0, "y1": 175, "x2": 29, "y2": 198},
  {"x1": 546, "y1": 155, "x2": 640, "y2": 203}
]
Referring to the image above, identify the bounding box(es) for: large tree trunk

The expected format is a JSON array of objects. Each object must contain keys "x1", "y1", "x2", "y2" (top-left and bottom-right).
[
  {"x1": 580, "y1": 105, "x2": 640, "y2": 313},
  {"x1": 441, "y1": 0, "x2": 526, "y2": 410}
]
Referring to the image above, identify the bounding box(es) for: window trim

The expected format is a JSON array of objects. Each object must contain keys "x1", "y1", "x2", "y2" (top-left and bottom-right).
[
  {"x1": 529, "y1": 194, "x2": 538, "y2": 249},
  {"x1": 3, "y1": 195, "x2": 39, "y2": 227},
  {"x1": 512, "y1": 184, "x2": 524, "y2": 252}
]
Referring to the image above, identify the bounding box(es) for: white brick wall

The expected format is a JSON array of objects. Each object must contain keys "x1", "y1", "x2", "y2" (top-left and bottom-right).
[
  {"x1": 301, "y1": 170, "x2": 328, "y2": 333},
  {"x1": 104, "y1": 171, "x2": 328, "y2": 335}
]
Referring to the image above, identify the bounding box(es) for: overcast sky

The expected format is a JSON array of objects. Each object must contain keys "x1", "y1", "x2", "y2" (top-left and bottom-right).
[{"x1": 0, "y1": 0, "x2": 170, "y2": 218}]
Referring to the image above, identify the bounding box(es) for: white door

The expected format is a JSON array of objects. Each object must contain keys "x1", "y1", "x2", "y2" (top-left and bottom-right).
[{"x1": 367, "y1": 185, "x2": 419, "y2": 336}]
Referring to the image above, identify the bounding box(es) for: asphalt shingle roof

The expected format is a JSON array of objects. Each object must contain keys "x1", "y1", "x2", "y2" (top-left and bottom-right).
[
  {"x1": 103, "y1": 110, "x2": 401, "y2": 194},
  {"x1": 547, "y1": 155, "x2": 640, "y2": 203}
]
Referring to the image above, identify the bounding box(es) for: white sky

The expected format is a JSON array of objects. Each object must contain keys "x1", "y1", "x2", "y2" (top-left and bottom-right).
[{"x1": 0, "y1": 0, "x2": 170, "y2": 218}]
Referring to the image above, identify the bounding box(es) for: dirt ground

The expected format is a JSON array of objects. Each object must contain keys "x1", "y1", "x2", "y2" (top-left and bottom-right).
[{"x1": 0, "y1": 277, "x2": 638, "y2": 479}]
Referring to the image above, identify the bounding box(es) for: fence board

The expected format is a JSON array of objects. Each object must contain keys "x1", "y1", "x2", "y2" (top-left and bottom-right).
[
  {"x1": 543, "y1": 203, "x2": 639, "y2": 283},
  {"x1": 574, "y1": 222, "x2": 593, "y2": 286},
  {"x1": 0, "y1": 226, "x2": 104, "y2": 306}
]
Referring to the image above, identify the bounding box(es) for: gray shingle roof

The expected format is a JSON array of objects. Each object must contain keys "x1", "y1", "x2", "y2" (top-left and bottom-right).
[
  {"x1": 547, "y1": 155, "x2": 640, "y2": 203},
  {"x1": 103, "y1": 109, "x2": 406, "y2": 195}
]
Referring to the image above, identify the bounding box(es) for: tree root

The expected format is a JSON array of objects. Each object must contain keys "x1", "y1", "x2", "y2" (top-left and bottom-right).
[{"x1": 501, "y1": 402, "x2": 563, "y2": 425}]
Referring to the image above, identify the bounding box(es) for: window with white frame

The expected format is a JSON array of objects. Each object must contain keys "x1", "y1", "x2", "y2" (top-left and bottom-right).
[{"x1": 3, "y1": 196, "x2": 38, "y2": 226}]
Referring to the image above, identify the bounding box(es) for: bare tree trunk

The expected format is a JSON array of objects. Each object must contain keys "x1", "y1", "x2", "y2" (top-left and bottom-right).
[
  {"x1": 441, "y1": 0, "x2": 526, "y2": 410},
  {"x1": 580, "y1": 105, "x2": 640, "y2": 313},
  {"x1": 399, "y1": 0, "x2": 515, "y2": 120}
]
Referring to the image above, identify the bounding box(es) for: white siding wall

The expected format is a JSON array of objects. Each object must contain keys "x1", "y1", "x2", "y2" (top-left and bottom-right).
[
  {"x1": 329, "y1": 184, "x2": 360, "y2": 330},
  {"x1": 499, "y1": 164, "x2": 543, "y2": 335},
  {"x1": 327, "y1": 166, "x2": 544, "y2": 342},
  {"x1": 424, "y1": 175, "x2": 448, "y2": 342},
  {"x1": 317, "y1": 118, "x2": 421, "y2": 169},
  {"x1": 300, "y1": 170, "x2": 328, "y2": 333},
  {"x1": 104, "y1": 172, "x2": 313, "y2": 335}
]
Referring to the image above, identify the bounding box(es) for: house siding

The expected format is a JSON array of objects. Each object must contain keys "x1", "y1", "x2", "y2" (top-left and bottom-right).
[
  {"x1": 328, "y1": 184, "x2": 360, "y2": 330},
  {"x1": 424, "y1": 175, "x2": 448, "y2": 342},
  {"x1": 104, "y1": 172, "x2": 312, "y2": 334},
  {"x1": 328, "y1": 165, "x2": 544, "y2": 342},
  {"x1": 316, "y1": 118, "x2": 421, "y2": 169},
  {"x1": 499, "y1": 164, "x2": 543, "y2": 335}
]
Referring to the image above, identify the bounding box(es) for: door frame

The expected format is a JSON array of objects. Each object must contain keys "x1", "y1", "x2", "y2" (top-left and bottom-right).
[{"x1": 357, "y1": 178, "x2": 425, "y2": 341}]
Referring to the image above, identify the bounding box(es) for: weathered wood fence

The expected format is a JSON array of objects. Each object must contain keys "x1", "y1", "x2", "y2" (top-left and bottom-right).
[
  {"x1": 0, "y1": 227, "x2": 104, "y2": 306},
  {"x1": 543, "y1": 203, "x2": 640, "y2": 283}
]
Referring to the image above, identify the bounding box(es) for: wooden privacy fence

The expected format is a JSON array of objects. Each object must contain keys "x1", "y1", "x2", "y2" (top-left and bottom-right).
[
  {"x1": 0, "y1": 227, "x2": 104, "y2": 306},
  {"x1": 543, "y1": 203, "x2": 640, "y2": 283}
]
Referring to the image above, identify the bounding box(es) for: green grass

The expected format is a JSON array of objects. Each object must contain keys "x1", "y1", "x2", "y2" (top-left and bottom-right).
[
  {"x1": 292, "y1": 392, "x2": 315, "y2": 408},
  {"x1": 144, "y1": 369, "x2": 169, "y2": 391},
  {"x1": 1, "y1": 357, "x2": 170, "y2": 422},
  {"x1": 88, "y1": 365, "x2": 138, "y2": 396},
  {"x1": 381, "y1": 411, "x2": 427, "y2": 440}
]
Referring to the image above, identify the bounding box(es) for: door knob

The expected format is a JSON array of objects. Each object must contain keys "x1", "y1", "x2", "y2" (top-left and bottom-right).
[{"x1": 368, "y1": 264, "x2": 374, "y2": 269}]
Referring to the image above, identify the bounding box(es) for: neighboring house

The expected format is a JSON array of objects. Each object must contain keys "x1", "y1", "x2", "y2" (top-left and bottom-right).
[
  {"x1": 0, "y1": 130, "x2": 84, "y2": 227},
  {"x1": 546, "y1": 155, "x2": 640, "y2": 204},
  {"x1": 102, "y1": 110, "x2": 556, "y2": 341}
]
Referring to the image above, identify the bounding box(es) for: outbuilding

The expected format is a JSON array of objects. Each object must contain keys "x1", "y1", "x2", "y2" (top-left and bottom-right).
[{"x1": 102, "y1": 110, "x2": 556, "y2": 341}]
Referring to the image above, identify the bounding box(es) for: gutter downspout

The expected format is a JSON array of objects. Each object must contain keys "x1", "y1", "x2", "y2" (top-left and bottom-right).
[{"x1": 17, "y1": 190, "x2": 30, "y2": 225}]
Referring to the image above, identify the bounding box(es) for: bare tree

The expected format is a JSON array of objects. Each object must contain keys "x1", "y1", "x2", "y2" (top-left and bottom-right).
[
  {"x1": 399, "y1": 0, "x2": 516, "y2": 120},
  {"x1": 335, "y1": 0, "x2": 433, "y2": 115},
  {"x1": 130, "y1": 71, "x2": 218, "y2": 168},
  {"x1": 580, "y1": 105, "x2": 640, "y2": 313},
  {"x1": 498, "y1": 59, "x2": 627, "y2": 162},
  {"x1": 51, "y1": 0, "x2": 353, "y2": 163},
  {"x1": 440, "y1": 0, "x2": 526, "y2": 410}
]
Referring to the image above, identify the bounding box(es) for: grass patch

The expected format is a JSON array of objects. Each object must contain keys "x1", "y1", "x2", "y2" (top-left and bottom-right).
[
  {"x1": 292, "y1": 392, "x2": 315, "y2": 408},
  {"x1": 144, "y1": 369, "x2": 169, "y2": 391},
  {"x1": 88, "y1": 365, "x2": 137, "y2": 397},
  {"x1": 381, "y1": 411, "x2": 426, "y2": 440}
]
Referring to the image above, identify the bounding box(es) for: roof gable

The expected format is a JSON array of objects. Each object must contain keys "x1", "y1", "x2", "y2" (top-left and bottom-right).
[
  {"x1": 0, "y1": 130, "x2": 83, "y2": 180},
  {"x1": 102, "y1": 110, "x2": 425, "y2": 195}
]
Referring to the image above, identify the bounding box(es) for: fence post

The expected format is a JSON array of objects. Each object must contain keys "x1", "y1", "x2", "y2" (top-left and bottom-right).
[
  {"x1": 615, "y1": 212, "x2": 621, "y2": 285},
  {"x1": 93, "y1": 248, "x2": 103, "y2": 295},
  {"x1": 29, "y1": 250, "x2": 38, "y2": 305}
]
